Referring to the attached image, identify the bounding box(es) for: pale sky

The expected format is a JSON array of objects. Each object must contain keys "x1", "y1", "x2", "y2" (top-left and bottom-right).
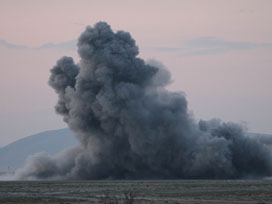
[{"x1": 0, "y1": 0, "x2": 272, "y2": 147}]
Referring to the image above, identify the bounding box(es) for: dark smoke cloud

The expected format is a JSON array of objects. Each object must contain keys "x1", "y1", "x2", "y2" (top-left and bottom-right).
[{"x1": 15, "y1": 22, "x2": 272, "y2": 180}]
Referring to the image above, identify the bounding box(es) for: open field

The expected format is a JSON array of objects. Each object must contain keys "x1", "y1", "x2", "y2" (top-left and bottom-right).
[{"x1": 0, "y1": 180, "x2": 272, "y2": 204}]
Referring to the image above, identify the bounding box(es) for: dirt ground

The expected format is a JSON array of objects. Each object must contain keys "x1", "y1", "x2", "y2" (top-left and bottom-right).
[{"x1": 0, "y1": 180, "x2": 272, "y2": 204}]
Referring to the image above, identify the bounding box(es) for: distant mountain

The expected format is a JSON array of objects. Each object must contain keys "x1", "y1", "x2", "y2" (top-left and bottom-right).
[{"x1": 0, "y1": 128, "x2": 78, "y2": 172}]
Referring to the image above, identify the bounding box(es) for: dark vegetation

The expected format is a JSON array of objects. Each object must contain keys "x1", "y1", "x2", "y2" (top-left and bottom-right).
[{"x1": 100, "y1": 190, "x2": 136, "y2": 204}]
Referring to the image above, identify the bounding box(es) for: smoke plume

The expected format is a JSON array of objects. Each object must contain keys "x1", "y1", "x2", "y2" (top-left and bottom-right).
[{"x1": 15, "y1": 22, "x2": 272, "y2": 180}]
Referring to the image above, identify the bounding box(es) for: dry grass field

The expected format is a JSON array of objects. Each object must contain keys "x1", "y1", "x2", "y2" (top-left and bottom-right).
[{"x1": 0, "y1": 180, "x2": 272, "y2": 204}]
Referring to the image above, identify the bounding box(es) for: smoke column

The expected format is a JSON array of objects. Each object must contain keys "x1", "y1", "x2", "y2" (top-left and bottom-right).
[{"x1": 16, "y1": 22, "x2": 272, "y2": 179}]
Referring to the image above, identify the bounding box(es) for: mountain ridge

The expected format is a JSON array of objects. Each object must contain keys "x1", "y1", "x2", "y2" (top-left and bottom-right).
[{"x1": 0, "y1": 128, "x2": 78, "y2": 172}]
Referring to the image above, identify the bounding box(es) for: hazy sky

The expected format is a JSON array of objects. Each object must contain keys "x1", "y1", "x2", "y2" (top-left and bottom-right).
[{"x1": 0, "y1": 0, "x2": 272, "y2": 147}]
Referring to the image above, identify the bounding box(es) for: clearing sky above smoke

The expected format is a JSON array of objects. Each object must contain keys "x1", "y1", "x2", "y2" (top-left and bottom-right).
[{"x1": 15, "y1": 22, "x2": 272, "y2": 180}]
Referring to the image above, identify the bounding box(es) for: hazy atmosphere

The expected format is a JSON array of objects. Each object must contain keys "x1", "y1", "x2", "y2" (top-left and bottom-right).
[
  {"x1": 2, "y1": 2, "x2": 272, "y2": 204},
  {"x1": 0, "y1": 0, "x2": 272, "y2": 150}
]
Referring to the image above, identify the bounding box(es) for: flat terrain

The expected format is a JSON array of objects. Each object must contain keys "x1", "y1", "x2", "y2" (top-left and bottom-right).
[{"x1": 0, "y1": 180, "x2": 272, "y2": 204}]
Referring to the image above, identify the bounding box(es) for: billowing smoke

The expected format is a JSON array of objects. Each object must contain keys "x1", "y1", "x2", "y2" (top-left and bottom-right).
[{"x1": 15, "y1": 22, "x2": 272, "y2": 180}]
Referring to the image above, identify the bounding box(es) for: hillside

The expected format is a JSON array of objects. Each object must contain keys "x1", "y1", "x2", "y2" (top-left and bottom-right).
[{"x1": 0, "y1": 128, "x2": 78, "y2": 172}]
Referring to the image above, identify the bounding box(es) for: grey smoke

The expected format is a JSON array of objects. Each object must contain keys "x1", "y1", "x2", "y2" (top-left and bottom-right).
[{"x1": 15, "y1": 22, "x2": 272, "y2": 180}]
